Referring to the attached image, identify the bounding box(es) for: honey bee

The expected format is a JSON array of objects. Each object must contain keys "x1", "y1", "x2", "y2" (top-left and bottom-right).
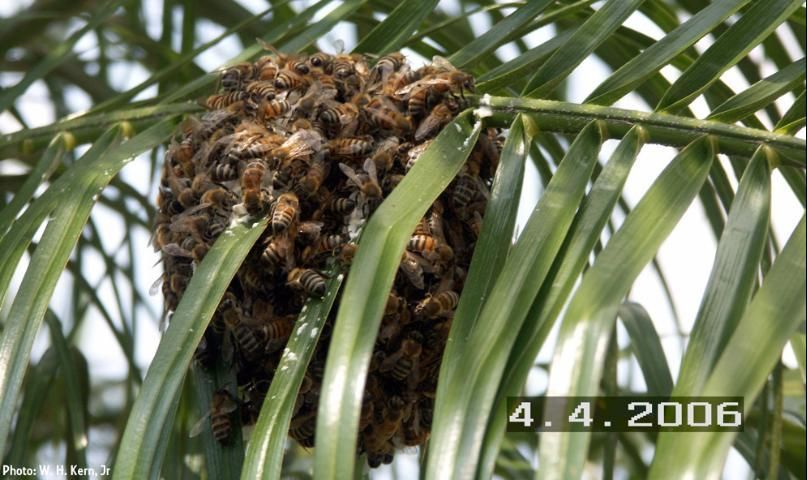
[
  {"x1": 289, "y1": 410, "x2": 316, "y2": 448},
  {"x1": 332, "y1": 53, "x2": 358, "y2": 79},
  {"x1": 415, "y1": 98, "x2": 460, "y2": 142},
  {"x1": 222, "y1": 298, "x2": 264, "y2": 361},
  {"x1": 302, "y1": 234, "x2": 345, "y2": 262},
  {"x1": 451, "y1": 170, "x2": 488, "y2": 213},
  {"x1": 364, "y1": 395, "x2": 405, "y2": 460},
  {"x1": 366, "y1": 97, "x2": 412, "y2": 135},
  {"x1": 297, "y1": 154, "x2": 328, "y2": 196},
  {"x1": 261, "y1": 235, "x2": 294, "y2": 271},
  {"x1": 369, "y1": 136, "x2": 400, "y2": 173},
  {"x1": 273, "y1": 129, "x2": 324, "y2": 168},
  {"x1": 193, "y1": 334, "x2": 216, "y2": 370},
  {"x1": 404, "y1": 140, "x2": 432, "y2": 171},
  {"x1": 244, "y1": 80, "x2": 277, "y2": 101},
  {"x1": 296, "y1": 221, "x2": 324, "y2": 244},
  {"x1": 319, "y1": 102, "x2": 359, "y2": 136},
  {"x1": 407, "y1": 234, "x2": 453, "y2": 264},
  {"x1": 190, "y1": 389, "x2": 239, "y2": 443},
  {"x1": 169, "y1": 137, "x2": 195, "y2": 177},
  {"x1": 241, "y1": 160, "x2": 268, "y2": 214},
  {"x1": 274, "y1": 69, "x2": 310, "y2": 92},
  {"x1": 326, "y1": 195, "x2": 355, "y2": 215},
  {"x1": 308, "y1": 52, "x2": 333, "y2": 73},
  {"x1": 379, "y1": 331, "x2": 422, "y2": 381},
  {"x1": 399, "y1": 251, "x2": 425, "y2": 289},
  {"x1": 398, "y1": 68, "x2": 474, "y2": 116},
  {"x1": 220, "y1": 63, "x2": 255, "y2": 91},
  {"x1": 337, "y1": 242, "x2": 357, "y2": 266},
  {"x1": 205, "y1": 91, "x2": 246, "y2": 110},
  {"x1": 210, "y1": 159, "x2": 239, "y2": 181},
  {"x1": 271, "y1": 192, "x2": 299, "y2": 233},
  {"x1": 263, "y1": 314, "x2": 296, "y2": 353},
  {"x1": 359, "y1": 396, "x2": 375, "y2": 430},
  {"x1": 259, "y1": 98, "x2": 291, "y2": 121},
  {"x1": 415, "y1": 290, "x2": 459, "y2": 318},
  {"x1": 255, "y1": 55, "x2": 279, "y2": 80},
  {"x1": 287, "y1": 268, "x2": 327, "y2": 298},
  {"x1": 338, "y1": 159, "x2": 382, "y2": 199},
  {"x1": 287, "y1": 55, "x2": 310, "y2": 75},
  {"x1": 370, "y1": 52, "x2": 406, "y2": 84}
]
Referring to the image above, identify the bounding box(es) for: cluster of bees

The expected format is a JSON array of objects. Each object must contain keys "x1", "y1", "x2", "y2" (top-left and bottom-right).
[{"x1": 153, "y1": 44, "x2": 500, "y2": 468}]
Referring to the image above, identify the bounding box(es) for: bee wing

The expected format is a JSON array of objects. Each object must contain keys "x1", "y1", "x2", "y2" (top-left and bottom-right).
[
  {"x1": 161, "y1": 243, "x2": 193, "y2": 258},
  {"x1": 414, "y1": 113, "x2": 441, "y2": 142},
  {"x1": 362, "y1": 158, "x2": 379, "y2": 185},
  {"x1": 219, "y1": 394, "x2": 239, "y2": 414},
  {"x1": 149, "y1": 275, "x2": 164, "y2": 296},
  {"x1": 430, "y1": 55, "x2": 457, "y2": 72},
  {"x1": 338, "y1": 162, "x2": 362, "y2": 187},
  {"x1": 189, "y1": 411, "x2": 212, "y2": 438},
  {"x1": 332, "y1": 39, "x2": 345, "y2": 54}
]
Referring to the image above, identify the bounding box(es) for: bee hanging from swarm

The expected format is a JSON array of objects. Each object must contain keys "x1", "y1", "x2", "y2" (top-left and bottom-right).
[{"x1": 155, "y1": 46, "x2": 500, "y2": 466}]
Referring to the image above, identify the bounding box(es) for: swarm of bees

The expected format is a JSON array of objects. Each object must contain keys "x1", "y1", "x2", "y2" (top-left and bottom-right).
[{"x1": 154, "y1": 44, "x2": 500, "y2": 468}]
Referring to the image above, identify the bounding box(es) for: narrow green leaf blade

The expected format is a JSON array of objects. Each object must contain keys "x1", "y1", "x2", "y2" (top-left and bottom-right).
[
  {"x1": 449, "y1": 0, "x2": 553, "y2": 68},
  {"x1": 586, "y1": 0, "x2": 750, "y2": 105},
  {"x1": 45, "y1": 313, "x2": 90, "y2": 476},
  {"x1": 112, "y1": 219, "x2": 268, "y2": 480},
  {"x1": 477, "y1": 126, "x2": 646, "y2": 480},
  {"x1": 708, "y1": 58, "x2": 806, "y2": 122},
  {"x1": 538, "y1": 136, "x2": 715, "y2": 480},
  {"x1": 650, "y1": 216, "x2": 806, "y2": 479},
  {"x1": 0, "y1": 0, "x2": 122, "y2": 113},
  {"x1": 618, "y1": 302, "x2": 674, "y2": 396},
  {"x1": 775, "y1": 90, "x2": 806, "y2": 135},
  {"x1": 658, "y1": 0, "x2": 803, "y2": 112},
  {"x1": 447, "y1": 114, "x2": 530, "y2": 345},
  {"x1": 353, "y1": 0, "x2": 438, "y2": 56},
  {"x1": 675, "y1": 146, "x2": 772, "y2": 396},
  {"x1": 429, "y1": 121, "x2": 606, "y2": 480},
  {"x1": 314, "y1": 112, "x2": 480, "y2": 480},
  {"x1": 241, "y1": 273, "x2": 343, "y2": 480},
  {"x1": 524, "y1": 0, "x2": 645, "y2": 98},
  {"x1": 0, "y1": 134, "x2": 67, "y2": 240}
]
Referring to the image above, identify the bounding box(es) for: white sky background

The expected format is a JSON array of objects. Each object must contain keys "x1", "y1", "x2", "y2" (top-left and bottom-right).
[{"x1": 0, "y1": 0, "x2": 804, "y2": 478}]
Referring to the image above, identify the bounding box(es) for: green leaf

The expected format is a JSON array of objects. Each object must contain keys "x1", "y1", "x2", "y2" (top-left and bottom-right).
[
  {"x1": 0, "y1": 103, "x2": 200, "y2": 152},
  {"x1": 476, "y1": 31, "x2": 572, "y2": 93},
  {"x1": 112, "y1": 219, "x2": 268, "y2": 480},
  {"x1": 446, "y1": 114, "x2": 530, "y2": 345},
  {"x1": 586, "y1": 0, "x2": 750, "y2": 105},
  {"x1": 45, "y1": 313, "x2": 90, "y2": 477},
  {"x1": 618, "y1": 302, "x2": 674, "y2": 396},
  {"x1": 0, "y1": 0, "x2": 122, "y2": 113},
  {"x1": 429, "y1": 121, "x2": 605, "y2": 480},
  {"x1": 314, "y1": 111, "x2": 480, "y2": 480},
  {"x1": 0, "y1": 134, "x2": 67, "y2": 240},
  {"x1": 353, "y1": 0, "x2": 438, "y2": 56},
  {"x1": 523, "y1": 0, "x2": 646, "y2": 97},
  {"x1": 477, "y1": 126, "x2": 646, "y2": 480},
  {"x1": 775, "y1": 90, "x2": 807, "y2": 135},
  {"x1": 708, "y1": 58, "x2": 806, "y2": 122},
  {"x1": 241, "y1": 272, "x2": 343, "y2": 480},
  {"x1": 538, "y1": 136, "x2": 715, "y2": 480},
  {"x1": 675, "y1": 146, "x2": 772, "y2": 396},
  {"x1": 657, "y1": 0, "x2": 804, "y2": 112},
  {"x1": 191, "y1": 356, "x2": 244, "y2": 480},
  {"x1": 649, "y1": 216, "x2": 806, "y2": 479},
  {"x1": 3, "y1": 348, "x2": 59, "y2": 467},
  {"x1": 448, "y1": 0, "x2": 553, "y2": 68},
  {"x1": 0, "y1": 178, "x2": 99, "y2": 458}
]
